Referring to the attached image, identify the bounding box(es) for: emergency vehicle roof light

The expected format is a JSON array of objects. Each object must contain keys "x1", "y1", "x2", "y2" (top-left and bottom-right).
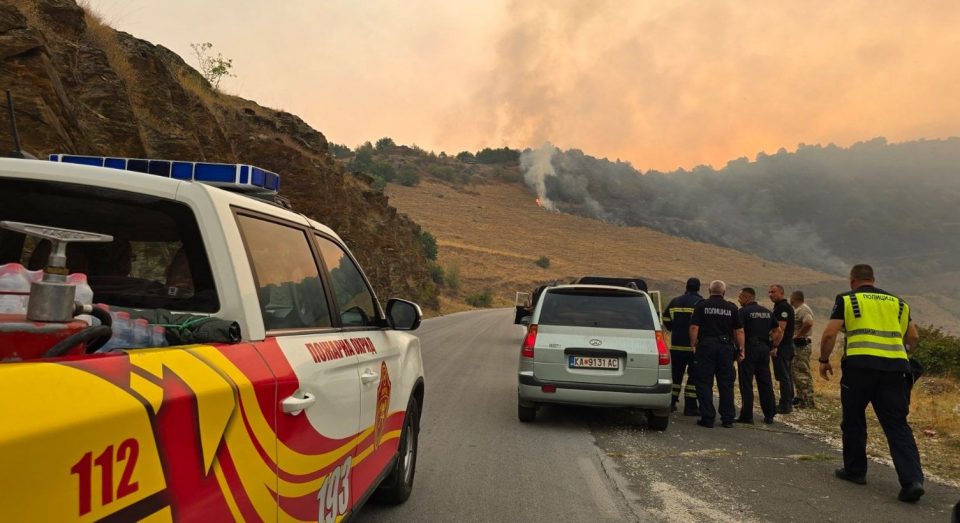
[{"x1": 48, "y1": 154, "x2": 281, "y2": 193}]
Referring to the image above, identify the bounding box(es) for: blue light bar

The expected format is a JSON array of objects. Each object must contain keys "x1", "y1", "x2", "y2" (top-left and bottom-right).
[{"x1": 48, "y1": 154, "x2": 281, "y2": 193}]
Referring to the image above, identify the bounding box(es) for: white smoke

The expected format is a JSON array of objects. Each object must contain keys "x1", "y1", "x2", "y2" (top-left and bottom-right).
[{"x1": 519, "y1": 143, "x2": 558, "y2": 210}]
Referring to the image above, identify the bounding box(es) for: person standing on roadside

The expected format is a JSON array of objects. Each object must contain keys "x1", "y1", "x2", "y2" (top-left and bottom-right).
[
  {"x1": 790, "y1": 290, "x2": 816, "y2": 409},
  {"x1": 768, "y1": 284, "x2": 796, "y2": 414},
  {"x1": 690, "y1": 280, "x2": 744, "y2": 428},
  {"x1": 662, "y1": 277, "x2": 703, "y2": 415},
  {"x1": 819, "y1": 264, "x2": 924, "y2": 503},
  {"x1": 735, "y1": 288, "x2": 782, "y2": 424}
]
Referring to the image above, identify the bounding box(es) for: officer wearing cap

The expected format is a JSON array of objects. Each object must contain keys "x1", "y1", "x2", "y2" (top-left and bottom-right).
[
  {"x1": 768, "y1": 284, "x2": 796, "y2": 414},
  {"x1": 690, "y1": 280, "x2": 744, "y2": 428},
  {"x1": 735, "y1": 287, "x2": 782, "y2": 424},
  {"x1": 662, "y1": 277, "x2": 703, "y2": 415},
  {"x1": 819, "y1": 264, "x2": 924, "y2": 503}
]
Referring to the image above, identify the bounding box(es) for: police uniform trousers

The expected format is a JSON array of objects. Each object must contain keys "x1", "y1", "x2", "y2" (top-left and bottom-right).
[
  {"x1": 693, "y1": 338, "x2": 737, "y2": 424},
  {"x1": 840, "y1": 364, "x2": 923, "y2": 486},
  {"x1": 772, "y1": 341, "x2": 795, "y2": 410},
  {"x1": 791, "y1": 341, "x2": 815, "y2": 407},
  {"x1": 737, "y1": 340, "x2": 776, "y2": 421},
  {"x1": 670, "y1": 349, "x2": 698, "y2": 413}
]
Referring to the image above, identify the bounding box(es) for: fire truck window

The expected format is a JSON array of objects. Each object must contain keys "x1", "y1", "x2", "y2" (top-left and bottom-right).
[
  {"x1": 0, "y1": 179, "x2": 219, "y2": 312},
  {"x1": 314, "y1": 235, "x2": 378, "y2": 328},
  {"x1": 236, "y1": 215, "x2": 332, "y2": 331}
]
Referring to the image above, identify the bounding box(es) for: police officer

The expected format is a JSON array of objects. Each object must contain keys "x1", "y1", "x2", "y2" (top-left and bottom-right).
[
  {"x1": 735, "y1": 287, "x2": 782, "y2": 424},
  {"x1": 768, "y1": 284, "x2": 796, "y2": 414},
  {"x1": 819, "y1": 264, "x2": 924, "y2": 503},
  {"x1": 662, "y1": 277, "x2": 703, "y2": 415},
  {"x1": 690, "y1": 280, "x2": 744, "y2": 428}
]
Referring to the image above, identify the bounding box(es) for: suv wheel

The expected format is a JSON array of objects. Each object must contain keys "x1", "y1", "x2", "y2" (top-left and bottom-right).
[
  {"x1": 518, "y1": 402, "x2": 537, "y2": 422},
  {"x1": 374, "y1": 396, "x2": 420, "y2": 504},
  {"x1": 646, "y1": 411, "x2": 669, "y2": 431}
]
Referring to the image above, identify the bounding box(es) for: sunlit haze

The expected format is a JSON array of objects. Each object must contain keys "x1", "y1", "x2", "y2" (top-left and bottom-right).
[{"x1": 86, "y1": 0, "x2": 960, "y2": 171}]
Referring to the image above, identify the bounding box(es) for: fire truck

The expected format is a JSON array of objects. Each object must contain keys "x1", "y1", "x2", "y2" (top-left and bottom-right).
[{"x1": 0, "y1": 154, "x2": 425, "y2": 522}]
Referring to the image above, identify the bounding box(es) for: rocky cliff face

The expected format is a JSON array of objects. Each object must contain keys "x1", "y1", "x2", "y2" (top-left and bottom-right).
[{"x1": 0, "y1": 0, "x2": 437, "y2": 308}]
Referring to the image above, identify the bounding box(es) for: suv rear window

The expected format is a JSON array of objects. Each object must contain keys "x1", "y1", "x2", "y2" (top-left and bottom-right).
[
  {"x1": 538, "y1": 288, "x2": 655, "y2": 330},
  {"x1": 0, "y1": 178, "x2": 219, "y2": 312}
]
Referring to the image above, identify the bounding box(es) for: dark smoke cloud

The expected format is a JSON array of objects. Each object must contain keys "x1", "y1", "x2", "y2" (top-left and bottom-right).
[{"x1": 521, "y1": 138, "x2": 960, "y2": 278}]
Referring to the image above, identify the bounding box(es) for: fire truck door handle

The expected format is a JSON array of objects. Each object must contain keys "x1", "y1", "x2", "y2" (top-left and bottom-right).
[
  {"x1": 360, "y1": 369, "x2": 379, "y2": 385},
  {"x1": 281, "y1": 392, "x2": 315, "y2": 415}
]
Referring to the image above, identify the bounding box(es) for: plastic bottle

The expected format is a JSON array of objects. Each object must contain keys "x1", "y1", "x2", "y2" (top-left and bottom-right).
[
  {"x1": 133, "y1": 318, "x2": 151, "y2": 347},
  {"x1": 0, "y1": 263, "x2": 30, "y2": 314},
  {"x1": 151, "y1": 326, "x2": 168, "y2": 347},
  {"x1": 67, "y1": 273, "x2": 94, "y2": 325},
  {"x1": 102, "y1": 311, "x2": 132, "y2": 350}
]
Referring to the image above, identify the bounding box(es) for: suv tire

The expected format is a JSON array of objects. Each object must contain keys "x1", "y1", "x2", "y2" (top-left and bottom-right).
[
  {"x1": 646, "y1": 411, "x2": 669, "y2": 431},
  {"x1": 518, "y1": 402, "x2": 537, "y2": 422},
  {"x1": 374, "y1": 396, "x2": 420, "y2": 504}
]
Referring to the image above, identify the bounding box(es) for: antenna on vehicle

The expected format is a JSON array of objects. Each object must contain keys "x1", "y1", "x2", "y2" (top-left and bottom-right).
[{"x1": 6, "y1": 90, "x2": 37, "y2": 160}]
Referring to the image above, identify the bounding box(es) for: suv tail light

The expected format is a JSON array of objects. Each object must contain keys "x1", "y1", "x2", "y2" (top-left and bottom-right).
[
  {"x1": 521, "y1": 324, "x2": 538, "y2": 358},
  {"x1": 656, "y1": 331, "x2": 670, "y2": 365}
]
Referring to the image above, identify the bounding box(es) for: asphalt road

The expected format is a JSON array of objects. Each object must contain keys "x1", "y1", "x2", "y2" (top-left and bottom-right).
[{"x1": 356, "y1": 308, "x2": 960, "y2": 522}]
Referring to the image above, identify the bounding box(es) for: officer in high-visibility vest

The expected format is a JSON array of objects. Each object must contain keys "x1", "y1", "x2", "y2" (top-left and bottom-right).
[
  {"x1": 662, "y1": 277, "x2": 703, "y2": 415},
  {"x1": 818, "y1": 264, "x2": 923, "y2": 503}
]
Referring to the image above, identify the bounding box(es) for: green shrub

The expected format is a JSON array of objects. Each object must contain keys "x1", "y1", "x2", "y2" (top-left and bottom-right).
[
  {"x1": 465, "y1": 289, "x2": 493, "y2": 308},
  {"x1": 419, "y1": 230, "x2": 438, "y2": 260},
  {"x1": 913, "y1": 325, "x2": 960, "y2": 379},
  {"x1": 397, "y1": 165, "x2": 420, "y2": 186},
  {"x1": 375, "y1": 137, "x2": 396, "y2": 151},
  {"x1": 369, "y1": 161, "x2": 396, "y2": 182},
  {"x1": 427, "y1": 261, "x2": 444, "y2": 285},
  {"x1": 535, "y1": 256, "x2": 550, "y2": 269},
  {"x1": 444, "y1": 263, "x2": 460, "y2": 291}
]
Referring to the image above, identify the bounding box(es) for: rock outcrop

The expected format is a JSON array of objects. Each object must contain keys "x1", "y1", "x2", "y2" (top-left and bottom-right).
[{"x1": 0, "y1": 0, "x2": 436, "y2": 308}]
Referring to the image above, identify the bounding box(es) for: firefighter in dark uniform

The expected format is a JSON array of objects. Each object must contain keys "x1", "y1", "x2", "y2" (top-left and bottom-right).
[
  {"x1": 689, "y1": 280, "x2": 744, "y2": 428},
  {"x1": 735, "y1": 288, "x2": 782, "y2": 424},
  {"x1": 819, "y1": 264, "x2": 924, "y2": 503},
  {"x1": 768, "y1": 284, "x2": 796, "y2": 414},
  {"x1": 662, "y1": 277, "x2": 703, "y2": 415}
]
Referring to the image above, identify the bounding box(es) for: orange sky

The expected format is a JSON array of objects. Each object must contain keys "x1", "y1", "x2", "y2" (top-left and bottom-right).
[{"x1": 87, "y1": 0, "x2": 960, "y2": 171}]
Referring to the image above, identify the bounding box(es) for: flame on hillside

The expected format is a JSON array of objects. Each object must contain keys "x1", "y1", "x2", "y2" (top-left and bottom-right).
[{"x1": 535, "y1": 198, "x2": 543, "y2": 208}]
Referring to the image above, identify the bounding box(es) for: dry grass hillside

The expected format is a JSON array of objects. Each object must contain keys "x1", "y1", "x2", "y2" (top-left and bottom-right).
[
  {"x1": 387, "y1": 178, "x2": 959, "y2": 333},
  {"x1": 388, "y1": 178, "x2": 839, "y2": 314}
]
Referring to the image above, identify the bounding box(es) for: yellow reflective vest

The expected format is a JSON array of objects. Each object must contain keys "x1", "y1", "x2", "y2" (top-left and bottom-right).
[{"x1": 842, "y1": 290, "x2": 909, "y2": 362}]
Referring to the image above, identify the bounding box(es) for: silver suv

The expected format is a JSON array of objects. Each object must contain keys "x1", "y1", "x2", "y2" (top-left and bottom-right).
[{"x1": 517, "y1": 284, "x2": 672, "y2": 430}]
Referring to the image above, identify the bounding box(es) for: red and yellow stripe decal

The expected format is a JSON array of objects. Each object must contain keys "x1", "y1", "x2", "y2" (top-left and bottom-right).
[{"x1": 0, "y1": 340, "x2": 404, "y2": 522}]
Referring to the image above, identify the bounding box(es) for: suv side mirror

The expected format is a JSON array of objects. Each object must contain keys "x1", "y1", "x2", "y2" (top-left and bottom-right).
[{"x1": 386, "y1": 298, "x2": 422, "y2": 331}]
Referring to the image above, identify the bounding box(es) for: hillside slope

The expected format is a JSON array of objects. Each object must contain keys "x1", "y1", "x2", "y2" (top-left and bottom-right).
[
  {"x1": 0, "y1": 0, "x2": 436, "y2": 307},
  {"x1": 386, "y1": 178, "x2": 959, "y2": 331}
]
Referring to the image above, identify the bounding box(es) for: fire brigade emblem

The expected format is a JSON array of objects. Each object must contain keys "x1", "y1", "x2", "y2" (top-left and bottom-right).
[{"x1": 374, "y1": 361, "x2": 391, "y2": 449}]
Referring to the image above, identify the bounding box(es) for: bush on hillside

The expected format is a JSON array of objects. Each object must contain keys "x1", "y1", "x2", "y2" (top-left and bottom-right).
[
  {"x1": 456, "y1": 151, "x2": 476, "y2": 163},
  {"x1": 914, "y1": 325, "x2": 960, "y2": 379},
  {"x1": 397, "y1": 165, "x2": 420, "y2": 186},
  {"x1": 418, "y1": 230, "x2": 438, "y2": 260},
  {"x1": 369, "y1": 161, "x2": 396, "y2": 182},
  {"x1": 375, "y1": 137, "x2": 396, "y2": 151},
  {"x1": 329, "y1": 142, "x2": 352, "y2": 158},
  {"x1": 465, "y1": 289, "x2": 493, "y2": 308},
  {"x1": 476, "y1": 147, "x2": 520, "y2": 164},
  {"x1": 427, "y1": 261, "x2": 444, "y2": 285},
  {"x1": 350, "y1": 143, "x2": 374, "y2": 171},
  {"x1": 444, "y1": 263, "x2": 461, "y2": 291},
  {"x1": 535, "y1": 256, "x2": 550, "y2": 269}
]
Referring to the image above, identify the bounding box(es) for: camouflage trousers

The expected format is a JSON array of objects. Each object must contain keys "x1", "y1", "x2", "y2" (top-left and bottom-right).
[{"x1": 792, "y1": 344, "x2": 815, "y2": 407}]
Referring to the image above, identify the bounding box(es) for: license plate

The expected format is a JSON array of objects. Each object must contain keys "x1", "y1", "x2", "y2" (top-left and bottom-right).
[{"x1": 568, "y1": 356, "x2": 619, "y2": 369}]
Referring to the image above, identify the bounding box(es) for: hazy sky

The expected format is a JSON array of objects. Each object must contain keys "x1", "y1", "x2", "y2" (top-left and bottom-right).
[{"x1": 86, "y1": 0, "x2": 960, "y2": 171}]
